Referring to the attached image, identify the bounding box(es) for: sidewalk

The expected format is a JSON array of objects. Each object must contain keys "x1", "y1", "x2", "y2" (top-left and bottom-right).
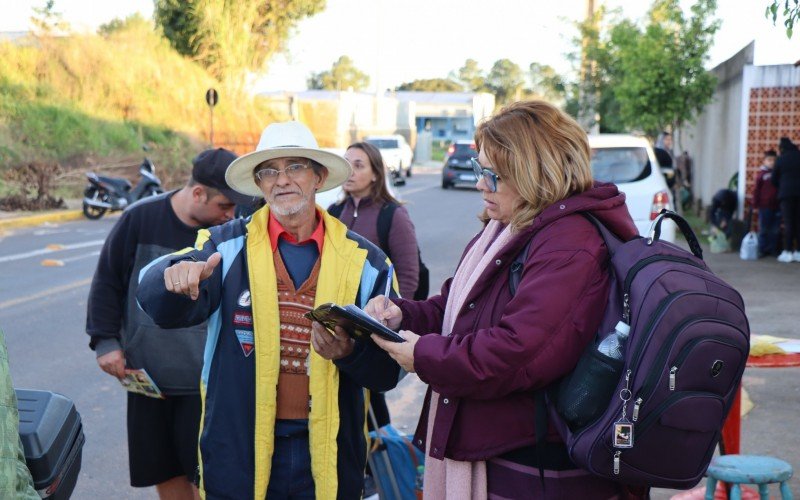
[{"x1": 0, "y1": 199, "x2": 83, "y2": 231}]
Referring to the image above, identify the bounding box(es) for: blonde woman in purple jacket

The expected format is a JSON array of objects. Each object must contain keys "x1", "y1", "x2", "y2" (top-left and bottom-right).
[{"x1": 366, "y1": 101, "x2": 646, "y2": 499}]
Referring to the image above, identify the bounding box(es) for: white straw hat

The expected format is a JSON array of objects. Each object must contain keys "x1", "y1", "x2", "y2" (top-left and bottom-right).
[{"x1": 225, "y1": 121, "x2": 352, "y2": 197}]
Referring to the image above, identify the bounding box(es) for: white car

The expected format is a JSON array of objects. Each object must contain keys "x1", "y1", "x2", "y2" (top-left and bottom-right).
[
  {"x1": 316, "y1": 182, "x2": 400, "y2": 210},
  {"x1": 315, "y1": 148, "x2": 400, "y2": 210},
  {"x1": 364, "y1": 135, "x2": 414, "y2": 179},
  {"x1": 589, "y1": 134, "x2": 675, "y2": 242}
]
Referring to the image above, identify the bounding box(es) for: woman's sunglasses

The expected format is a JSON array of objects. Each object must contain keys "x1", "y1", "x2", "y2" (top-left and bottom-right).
[{"x1": 469, "y1": 157, "x2": 501, "y2": 192}]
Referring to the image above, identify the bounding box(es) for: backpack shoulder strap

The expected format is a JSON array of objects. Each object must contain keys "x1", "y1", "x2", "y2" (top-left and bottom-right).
[
  {"x1": 510, "y1": 213, "x2": 623, "y2": 297},
  {"x1": 581, "y1": 213, "x2": 624, "y2": 256},
  {"x1": 327, "y1": 202, "x2": 344, "y2": 218},
  {"x1": 509, "y1": 238, "x2": 533, "y2": 297},
  {"x1": 377, "y1": 202, "x2": 399, "y2": 259}
]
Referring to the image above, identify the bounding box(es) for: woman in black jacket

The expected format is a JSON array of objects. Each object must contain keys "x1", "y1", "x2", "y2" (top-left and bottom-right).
[{"x1": 772, "y1": 137, "x2": 800, "y2": 263}]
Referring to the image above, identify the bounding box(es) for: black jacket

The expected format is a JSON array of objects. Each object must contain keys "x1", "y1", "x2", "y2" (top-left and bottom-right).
[
  {"x1": 772, "y1": 146, "x2": 800, "y2": 200},
  {"x1": 86, "y1": 192, "x2": 207, "y2": 395}
]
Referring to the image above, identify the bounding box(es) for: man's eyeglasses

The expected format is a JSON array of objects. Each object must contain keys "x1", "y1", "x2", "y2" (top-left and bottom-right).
[
  {"x1": 469, "y1": 157, "x2": 501, "y2": 192},
  {"x1": 255, "y1": 163, "x2": 311, "y2": 182}
]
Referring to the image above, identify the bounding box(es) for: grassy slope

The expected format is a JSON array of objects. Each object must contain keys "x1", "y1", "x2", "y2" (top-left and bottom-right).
[{"x1": 0, "y1": 20, "x2": 281, "y2": 195}]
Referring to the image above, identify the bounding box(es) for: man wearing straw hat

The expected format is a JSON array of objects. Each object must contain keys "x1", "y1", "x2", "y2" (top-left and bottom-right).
[{"x1": 137, "y1": 121, "x2": 401, "y2": 499}]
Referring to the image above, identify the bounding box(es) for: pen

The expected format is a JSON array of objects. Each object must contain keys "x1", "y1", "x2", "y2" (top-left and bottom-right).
[{"x1": 383, "y1": 264, "x2": 394, "y2": 311}]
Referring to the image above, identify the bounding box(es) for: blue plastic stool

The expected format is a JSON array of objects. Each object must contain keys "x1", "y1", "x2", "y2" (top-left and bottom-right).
[{"x1": 705, "y1": 455, "x2": 793, "y2": 500}]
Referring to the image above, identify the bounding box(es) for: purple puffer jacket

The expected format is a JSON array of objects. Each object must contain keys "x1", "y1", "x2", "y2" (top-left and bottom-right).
[{"x1": 394, "y1": 182, "x2": 639, "y2": 462}]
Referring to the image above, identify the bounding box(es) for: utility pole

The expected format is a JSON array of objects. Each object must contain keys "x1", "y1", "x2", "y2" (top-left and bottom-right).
[{"x1": 578, "y1": 0, "x2": 599, "y2": 134}]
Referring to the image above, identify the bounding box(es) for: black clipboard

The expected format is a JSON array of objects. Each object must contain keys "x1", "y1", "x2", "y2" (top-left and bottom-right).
[{"x1": 305, "y1": 303, "x2": 406, "y2": 343}]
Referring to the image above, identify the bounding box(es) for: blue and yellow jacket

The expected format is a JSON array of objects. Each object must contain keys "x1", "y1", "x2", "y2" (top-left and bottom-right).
[{"x1": 137, "y1": 207, "x2": 401, "y2": 500}]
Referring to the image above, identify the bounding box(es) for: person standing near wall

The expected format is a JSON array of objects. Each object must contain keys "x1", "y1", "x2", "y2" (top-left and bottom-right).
[
  {"x1": 676, "y1": 150, "x2": 694, "y2": 212},
  {"x1": 751, "y1": 150, "x2": 780, "y2": 258},
  {"x1": 772, "y1": 137, "x2": 800, "y2": 263},
  {"x1": 654, "y1": 132, "x2": 679, "y2": 210}
]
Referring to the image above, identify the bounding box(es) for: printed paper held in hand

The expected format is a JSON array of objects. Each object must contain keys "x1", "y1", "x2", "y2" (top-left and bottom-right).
[{"x1": 119, "y1": 368, "x2": 165, "y2": 399}]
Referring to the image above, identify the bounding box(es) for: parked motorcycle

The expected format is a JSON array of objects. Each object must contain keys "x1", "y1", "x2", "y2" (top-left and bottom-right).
[{"x1": 82, "y1": 149, "x2": 163, "y2": 219}]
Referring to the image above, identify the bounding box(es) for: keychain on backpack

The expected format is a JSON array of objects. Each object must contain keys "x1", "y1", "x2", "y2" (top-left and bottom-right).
[{"x1": 613, "y1": 370, "x2": 634, "y2": 450}]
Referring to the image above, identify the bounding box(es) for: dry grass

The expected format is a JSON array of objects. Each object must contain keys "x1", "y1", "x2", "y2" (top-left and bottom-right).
[{"x1": 0, "y1": 20, "x2": 278, "y2": 192}]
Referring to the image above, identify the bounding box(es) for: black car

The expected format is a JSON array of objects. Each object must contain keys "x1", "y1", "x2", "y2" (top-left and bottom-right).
[{"x1": 441, "y1": 141, "x2": 478, "y2": 189}]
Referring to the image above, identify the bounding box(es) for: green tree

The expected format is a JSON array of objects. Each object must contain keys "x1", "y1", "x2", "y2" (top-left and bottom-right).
[
  {"x1": 569, "y1": 0, "x2": 719, "y2": 136},
  {"x1": 608, "y1": 0, "x2": 720, "y2": 137},
  {"x1": 766, "y1": 0, "x2": 799, "y2": 37},
  {"x1": 527, "y1": 62, "x2": 566, "y2": 102},
  {"x1": 565, "y1": 6, "x2": 628, "y2": 133},
  {"x1": 154, "y1": 0, "x2": 324, "y2": 83},
  {"x1": 30, "y1": 0, "x2": 69, "y2": 35},
  {"x1": 395, "y1": 78, "x2": 463, "y2": 92},
  {"x1": 486, "y1": 59, "x2": 524, "y2": 105},
  {"x1": 454, "y1": 59, "x2": 489, "y2": 92},
  {"x1": 97, "y1": 13, "x2": 150, "y2": 36},
  {"x1": 307, "y1": 56, "x2": 370, "y2": 91}
]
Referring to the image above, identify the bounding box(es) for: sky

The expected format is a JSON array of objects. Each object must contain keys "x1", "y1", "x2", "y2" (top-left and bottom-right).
[{"x1": 3, "y1": 0, "x2": 798, "y2": 93}]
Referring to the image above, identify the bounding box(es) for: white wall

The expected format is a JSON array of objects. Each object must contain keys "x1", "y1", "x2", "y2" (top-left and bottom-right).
[
  {"x1": 472, "y1": 94, "x2": 495, "y2": 125},
  {"x1": 680, "y1": 43, "x2": 753, "y2": 209},
  {"x1": 681, "y1": 42, "x2": 800, "y2": 215},
  {"x1": 748, "y1": 64, "x2": 800, "y2": 87}
]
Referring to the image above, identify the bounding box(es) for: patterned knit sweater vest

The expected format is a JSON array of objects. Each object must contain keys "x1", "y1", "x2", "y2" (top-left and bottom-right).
[{"x1": 273, "y1": 250, "x2": 320, "y2": 420}]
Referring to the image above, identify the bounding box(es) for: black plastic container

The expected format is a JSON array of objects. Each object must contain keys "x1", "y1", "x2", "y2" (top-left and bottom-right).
[{"x1": 16, "y1": 389, "x2": 84, "y2": 499}]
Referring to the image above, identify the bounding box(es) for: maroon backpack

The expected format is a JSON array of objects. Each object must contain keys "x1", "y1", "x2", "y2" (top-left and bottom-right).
[{"x1": 512, "y1": 210, "x2": 750, "y2": 489}]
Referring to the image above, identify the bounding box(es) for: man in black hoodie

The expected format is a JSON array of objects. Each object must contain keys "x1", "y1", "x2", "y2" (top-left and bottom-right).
[
  {"x1": 772, "y1": 137, "x2": 800, "y2": 263},
  {"x1": 86, "y1": 149, "x2": 246, "y2": 499}
]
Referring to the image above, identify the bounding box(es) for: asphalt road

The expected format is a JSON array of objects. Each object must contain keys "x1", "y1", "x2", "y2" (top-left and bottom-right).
[
  {"x1": 0, "y1": 216, "x2": 129, "y2": 498},
  {"x1": 0, "y1": 167, "x2": 483, "y2": 499}
]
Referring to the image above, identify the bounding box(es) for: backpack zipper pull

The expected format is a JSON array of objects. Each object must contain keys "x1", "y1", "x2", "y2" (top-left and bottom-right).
[
  {"x1": 632, "y1": 398, "x2": 642, "y2": 422},
  {"x1": 619, "y1": 369, "x2": 632, "y2": 419},
  {"x1": 614, "y1": 451, "x2": 621, "y2": 475},
  {"x1": 669, "y1": 366, "x2": 677, "y2": 391}
]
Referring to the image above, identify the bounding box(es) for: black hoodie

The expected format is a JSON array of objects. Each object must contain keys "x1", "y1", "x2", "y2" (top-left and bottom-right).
[{"x1": 772, "y1": 139, "x2": 800, "y2": 199}]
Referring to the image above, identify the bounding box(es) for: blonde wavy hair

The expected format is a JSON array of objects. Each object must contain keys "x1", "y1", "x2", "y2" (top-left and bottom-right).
[{"x1": 475, "y1": 100, "x2": 593, "y2": 231}]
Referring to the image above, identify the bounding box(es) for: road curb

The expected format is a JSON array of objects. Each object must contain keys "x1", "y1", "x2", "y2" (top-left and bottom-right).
[{"x1": 0, "y1": 210, "x2": 84, "y2": 230}]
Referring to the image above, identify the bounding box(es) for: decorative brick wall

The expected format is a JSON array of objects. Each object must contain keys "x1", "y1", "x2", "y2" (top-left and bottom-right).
[{"x1": 745, "y1": 87, "x2": 800, "y2": 206}]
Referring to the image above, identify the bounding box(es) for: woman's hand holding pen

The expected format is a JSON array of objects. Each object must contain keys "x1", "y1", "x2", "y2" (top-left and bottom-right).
[
  {"x1": 364, "y1": 295, "x2": 403, "y2": 330},
  {"x1": 366, "y1": 263, "x2": 417, "y2": 371}
]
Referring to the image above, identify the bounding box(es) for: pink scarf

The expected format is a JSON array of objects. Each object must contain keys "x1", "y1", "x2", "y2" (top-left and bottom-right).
[{"x1": 423, "y1": 219, "x2": 514, "y2": 499}]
